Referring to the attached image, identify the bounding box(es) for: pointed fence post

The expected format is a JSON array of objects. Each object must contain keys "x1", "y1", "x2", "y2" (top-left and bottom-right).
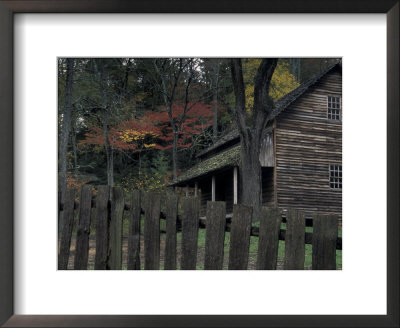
[
  {"x1": 164, "y1": 194, "x2": 178, "y2": 270},
  {"x1": 204, "y1": 201, "x2": 226, "y2": 270},
  {"x1": 74, "y1": 185, "x2": 92, "y2": 270},
  {"x1": 94, "y1": 185, "x2": 111, "y2": 270},
  {"x1": 144, "y1": 192, "x2": 161, "y2": 270},
  {"x1": 58, "y1": 189, "x2": 76, "y2": 270},
  {"x1": 228, "y1": 204, "x2": 252, "y2": 270},
  {"x1": 312, "y1": 215, "x2": 338, "y2": 270},
  {"x1": 181, "y1": 197, "x2": 200, "y2": 270},
  {"x1": 127, "y1": 190, "x2": 141, "y2": 270},
  {"x1": 256, "y1": 207, "x2": 281, "y2": 270},
  {"x1": 284, "y1": 209, "x2": 305, "y2": 270},
  {"x1": 108, "y1": 187, "x2": 125, "y2": 270}
]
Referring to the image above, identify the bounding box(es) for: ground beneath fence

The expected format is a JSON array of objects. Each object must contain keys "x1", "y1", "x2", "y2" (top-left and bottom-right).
[{"x1": 67, "y1": 234, "x2": 284, "y2": 270}]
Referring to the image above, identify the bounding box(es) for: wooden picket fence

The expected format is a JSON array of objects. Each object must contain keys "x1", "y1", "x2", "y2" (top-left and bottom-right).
[{"x1": 58, "y1": 185, "x2": 342, "y2": 270}]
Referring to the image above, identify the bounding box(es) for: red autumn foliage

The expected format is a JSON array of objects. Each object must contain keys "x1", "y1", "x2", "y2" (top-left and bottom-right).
[
  {"x1": 80, "y1": 102, "x2": 213, "y2": 152},
  {"x1": 144, "y1": 102, "x2": 214, "y2": 150},
  {"x1": 80, "y1": 116, "x2": 161, "y2": 152}
]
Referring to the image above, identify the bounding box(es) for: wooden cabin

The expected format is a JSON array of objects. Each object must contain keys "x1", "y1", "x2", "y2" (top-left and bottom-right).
[{"x1": 171, "y1": 62, "x2": 342, "y2": 220}]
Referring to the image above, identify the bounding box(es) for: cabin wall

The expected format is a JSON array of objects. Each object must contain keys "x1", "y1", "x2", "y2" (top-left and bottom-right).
[{"x1": 275, "y1": 71, "x2": 342, "y2": 220}]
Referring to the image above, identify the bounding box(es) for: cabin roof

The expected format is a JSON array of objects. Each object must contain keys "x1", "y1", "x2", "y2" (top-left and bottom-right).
[
  {"x1": 171, "y1": 61, "x2": 341, "y2": 186},
  {"x1": 171, "y1": 145, "x2": 240, "y2": 186},
  {"x1": 196, "y1": 61, "x2": 341, "y2": 159}
]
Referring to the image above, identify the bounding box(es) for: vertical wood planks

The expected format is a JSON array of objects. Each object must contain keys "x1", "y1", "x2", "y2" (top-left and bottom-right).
[
  {"x1": 181, "y1": 197, "x2": 200, "y2": 270},
  {"x1": 144, "y1": 192, "x2": 161, "y2": 270},
  {"x1": 127, "y1": 190, "x2": 141, "y2": 270},
  {"x1": 164, "y1": 194, "x2": 178, "y2": 270},
  {"x1": 204, "y1": 201, "x2": 226, "y2": 270},
  {"x1": 94, "y1": 185, "x2": 110, "y2": 270},
  {"x1": 284, "y1": 209, "x2": 305, "y2": 270},
  {"x1": 58, "y1": 189, "x2": 76, "y2": 270},
  {"x1": 74, "y1": 185, "x2": 92, "y2": 270},
  {"x1": 108, "y1": 187, "x2": 125, "y2": 270},
  {"x1": 228, "y1": 205, "x2": 252, "y2": 270},
  {"x1": 312, "y1": 215, "x2": 338, "y2": 270},
  {"x1": 256, "y1": 207, "x2": 282, "y2": 270}
]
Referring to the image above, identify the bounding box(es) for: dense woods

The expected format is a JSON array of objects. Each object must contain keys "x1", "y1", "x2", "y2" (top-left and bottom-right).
[{"x1": 58, "y1": 58, "x2": 339, "y2": 199}]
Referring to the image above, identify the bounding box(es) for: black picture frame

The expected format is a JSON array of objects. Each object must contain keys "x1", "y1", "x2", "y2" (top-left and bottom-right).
[{"x1": 0, "y1": 1, "x2": 398, "y2": 327}]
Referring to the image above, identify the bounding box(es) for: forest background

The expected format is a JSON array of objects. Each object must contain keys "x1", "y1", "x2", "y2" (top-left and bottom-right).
[{"x1": 58, "y1": 58, "x2": 339, "y2": 198}]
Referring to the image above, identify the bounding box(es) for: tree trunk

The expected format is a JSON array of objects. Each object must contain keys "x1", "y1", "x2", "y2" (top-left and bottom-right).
[
  {"x1": 103, "y1": 114, "x2": 114, "y2": 187},
  {"x1": 212, "y1": 60, "x2": 220, "y2": 140},
  {"x1": 108, "y1": 147, "x2": 114, "y2": 187},
  {"x1": 59, "y1": 58, "x2": 74, "y2": 200},
  {"x1": 172, "y1": 130, "x2": 178, "y2": 180},
  {"x1": 99, "y1": 61, "x2": 114, "y2": 187},
  {"x1": 239, "y1": 135, "x2": 263, "y2": 221},
  {"x1": 71, "y1": 125, "x2": 78, "y2": 173},
  {"x1": 230, "y1": 58, "x2": 277, "y2": 221}
]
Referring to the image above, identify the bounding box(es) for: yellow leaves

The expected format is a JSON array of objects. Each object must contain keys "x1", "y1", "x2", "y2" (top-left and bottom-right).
[
  {"x1": 144, "y1": 143, "x2": 156, "y2": 148},
  {"x1": 242, "y1": 59, "x2": 300, "y2": 112},
  {"x1": 270, "y1": 61, "x2": 300, "y2": 101},
  {"x1": 119, "y1": 129, "x2": 147, "y2": 143}
]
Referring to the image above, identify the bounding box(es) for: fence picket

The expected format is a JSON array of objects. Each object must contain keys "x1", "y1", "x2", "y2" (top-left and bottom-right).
[
  {"x1": 284, "y1": 209, "x2": 305, "y2": 270},
  {"x1": 228, "y1": 204, "x2": 252, "y2": 270},
  {"x1": 108, "y1": 187, "x2": 125, "y2": 270},
  {"x1": 312, "y1": 215, "x2": 338, "y2": 270},
  {"x1": 58, "y1": 189, "x2": 76, "y2": 270},
  {"x1": 164, "y1": 194, "x2": 178, "y2": 270},
  {"x1": 204, "y1": 201, "x2": 226, "y2": 270},
  {"x1": 94, "y1": 185, "x2": 110, "y2": 270},
  {"x1": 256, "y1": 207, "x2": 281, "y2": 270},
  {"x1": 144, "y1": 192, "x2": 161, "y2": 270},
  {"x1": 74, "y1": 185, "x2": 92, "y2": 270},
  {"x1": 127, "y1": 190, "x2": 141, "y2": 270},
  {"x1": 181, "y1": 197, "x2": 200, "y2": 270}
]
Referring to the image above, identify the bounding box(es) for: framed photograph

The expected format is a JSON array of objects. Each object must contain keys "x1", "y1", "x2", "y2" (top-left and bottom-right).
[{"x1": 1, "y1": 1, "x2": 398, "y2": 327}]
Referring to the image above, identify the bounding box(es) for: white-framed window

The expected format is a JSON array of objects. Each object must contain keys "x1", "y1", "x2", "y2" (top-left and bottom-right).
[
  {"x1": 329, "y1": 164, "x2": 342, "y2": 189},
  {"x1": 327, "y1": 96, "x2": 341, "y2": 120}
]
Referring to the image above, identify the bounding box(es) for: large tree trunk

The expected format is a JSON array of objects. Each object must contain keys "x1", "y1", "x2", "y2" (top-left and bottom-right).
[
  {"x1": 239, "y1": 134, "x2": 263, "y2": 220},
  {"x1": 230, "y1": 58, "x2": 277, "y2": 221},
  {"x1": 59, "y1": 58, "x2": 74, "y2": 201}
]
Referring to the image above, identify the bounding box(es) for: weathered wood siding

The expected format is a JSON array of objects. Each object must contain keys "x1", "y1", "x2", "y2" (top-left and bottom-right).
[
  {"x1": 275, "y1": 70, "x2": 342, "y2": 219},
  {"x1": 259, "y1": 132, "x2": 274, "y2": 167}
]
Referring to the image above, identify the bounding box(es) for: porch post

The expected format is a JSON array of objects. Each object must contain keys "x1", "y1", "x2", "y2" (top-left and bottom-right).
[
  {"x1": 233, "y1": 166, "x2": 238, "y2": 204},
  {"x1": 211, "y1": 175, "x2": 216, "y2": 201},
  {"x1": 185, "y1": 185, "x2": 189, "y2": 197},
  {"x1": 194, "y1": 182, "x2": 198, "y2": 197}
]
